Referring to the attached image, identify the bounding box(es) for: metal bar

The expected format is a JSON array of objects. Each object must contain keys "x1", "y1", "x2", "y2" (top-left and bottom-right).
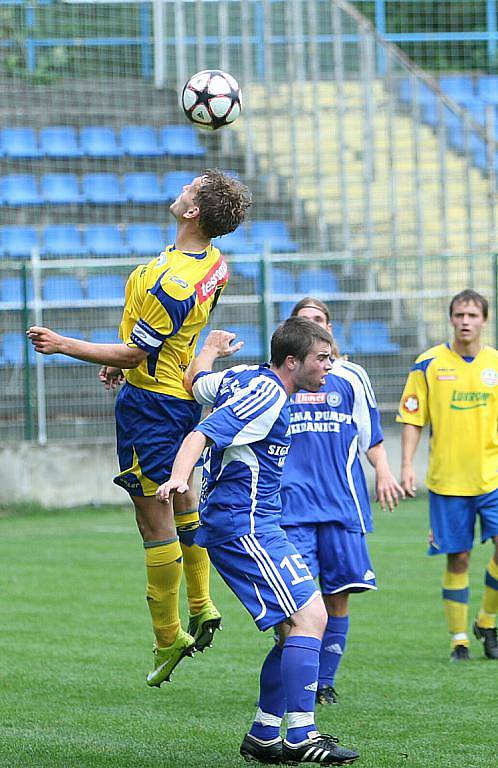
[
  {"x1": 21, "y1": 262, "x2": 33, "y2": 441},
  {"x1": 360, "y1": 27, "x2": 375, "y2": 288},
  {"x1": 153, "y1": 0, "x2": 166, "y2": 89},
  {"x1": 241, "y1": 0, "x2": 256, "y2": 179},
  {"x1": 139, "y1": 1, "x2": 152, "y2": 79},
  {"x1": 174, "y1": 0, "x2": 187, "y2": 96},
  {"x1": 487, "y1": 0, "x2": 497, "y2": 61},
  {"x1": 410, "y1": 74, "x2": 427, "y2": 349},
  {"x1": 31, "y1": 249, "x2": 47, "y2": 446},
  {"x1": 385, "y1": 46, "x2": 400, "y2": 323},
  {"x1": 285, "y1": 0, "x2": 301, "y2": 226},
  {"x1": 307, "y1": 0, "x2": 327, "y2": 250},
  {"x1": 195, "y1": 0, "x2": 206, "y2": 71},
  {"x1": 332, "y1": 2, "x2": 352, "y2": 263},
  {"x1": 436, "y1": 97, "x2": 449, "y2": 252}
]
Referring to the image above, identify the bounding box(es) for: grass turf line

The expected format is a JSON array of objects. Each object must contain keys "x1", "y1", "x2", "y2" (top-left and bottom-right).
[{"x1": 0, "y1": 498, "x2": 495, "y2": 768}]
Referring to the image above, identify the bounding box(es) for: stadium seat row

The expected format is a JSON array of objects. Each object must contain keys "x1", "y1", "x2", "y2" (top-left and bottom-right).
[
  {"x1": 0, "y1": 171, "x2": 199, "y2": 205},
  {"x1": 0, "y1": 125, "x2": 206, "y2": 159},
  {"x1": 0, "y1": 220, "x2": 298, "y2": 258},
  {"x1": 399, "y1": 74, "x2": 498, "y2": 106}
]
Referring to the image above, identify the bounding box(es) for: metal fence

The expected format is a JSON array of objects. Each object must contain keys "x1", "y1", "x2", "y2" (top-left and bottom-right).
[{"x1": 1, "y1": 0, "x2": 497, "y2": 443}]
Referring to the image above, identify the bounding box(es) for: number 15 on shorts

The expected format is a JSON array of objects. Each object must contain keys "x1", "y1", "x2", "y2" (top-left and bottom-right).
[{"x1": 280, "y1": 553, "x2": 313, "y2": 585}]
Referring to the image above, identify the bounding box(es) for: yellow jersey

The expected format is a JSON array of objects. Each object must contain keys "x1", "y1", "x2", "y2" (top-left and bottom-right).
[
  {"x1": 120, "y1": 243, "x2": 228, "y2": 399},
  {"x1": 396, "y1": 343, "x2": 498, "y2": 495}
]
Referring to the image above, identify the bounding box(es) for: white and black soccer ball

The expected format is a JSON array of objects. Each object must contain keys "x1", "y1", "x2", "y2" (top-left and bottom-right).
[{"x1": 182, "y1": 70, "x2": 242, "y2": 131}]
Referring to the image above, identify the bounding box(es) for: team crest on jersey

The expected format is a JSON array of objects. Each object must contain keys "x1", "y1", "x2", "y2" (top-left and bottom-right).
[
  {"x1": 195, "y1": 257, "x2": 229, "y2": 303},
  {"x1": 169, "y1": 275, "x2": 189, "y2": 288},
  {"x1": 481, "y1": 368, "x2": 498, "y2": 387},
  {"x1": 403, "y1": 394, "x2": 419, "y2": 413},
  {"x1": 326, "y1": 391, "x2": 342, "y2": 407},
  {"x1": 294, "y1": 392, "x2": 327, "y2": 404}
]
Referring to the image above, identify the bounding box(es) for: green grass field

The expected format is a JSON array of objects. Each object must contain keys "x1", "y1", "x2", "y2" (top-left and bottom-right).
[{"x1": 0, "y1": 498, "x2": 496, "y2": 768}]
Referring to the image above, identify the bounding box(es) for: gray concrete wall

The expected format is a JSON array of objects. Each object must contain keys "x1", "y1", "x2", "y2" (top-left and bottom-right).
[{"x1": 0, "y1": 426, "x2": 430, "y2": 508}]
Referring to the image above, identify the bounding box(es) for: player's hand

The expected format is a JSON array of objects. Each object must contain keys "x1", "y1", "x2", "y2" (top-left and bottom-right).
[
  {"x1": 99, "y1": 366, "x2": 124, "y2": 390},
  {"x1": 376, "y1": 471, "x2": 405, "y2": 512},
  {"x1": 202, "y1": 330, "x2": 244, "y2": 358},
  {"x1": 156, "y1": 478, "x2": 190, "y2": 504},
  {"x1": 26, "y1": 326, "x2": 64, "y2": 355},
  {"x1": 400, "y1": 466, "x2": 417, "y2": 497}
]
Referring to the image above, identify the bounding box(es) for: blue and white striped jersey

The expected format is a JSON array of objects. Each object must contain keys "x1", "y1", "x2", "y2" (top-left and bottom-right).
[
  {"x1": 280, "y1": 360, "x2": 383, "y2": 533},
  {"x1": 191, "y1": 364, "x2": 290, "y2": 547}
]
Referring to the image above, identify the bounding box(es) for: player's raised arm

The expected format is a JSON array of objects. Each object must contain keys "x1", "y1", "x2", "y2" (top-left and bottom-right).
[
  {"x1": 183, "y1": 329, "x2": 244, "y2": 394},
  {"x1": 27, "y1": 326, "x2": 146, "y2": 369}
]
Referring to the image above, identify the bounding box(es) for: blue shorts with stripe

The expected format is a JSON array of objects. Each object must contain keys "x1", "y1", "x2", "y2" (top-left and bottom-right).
[
  {"x1": 428, "y1": 488, "x2": 498, "y2": 555},
  {"x1": 113, "y1": 382, "x2": 202, "y2": 497},
  {"x1": 283, "y1": 522, "x2": 377, "y2": 595},
  {"x1": 207, "y1": 529, "x2": 321, "y2": 631}
]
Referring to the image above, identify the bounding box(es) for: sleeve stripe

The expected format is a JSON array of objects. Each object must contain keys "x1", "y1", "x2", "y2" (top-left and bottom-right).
[
  {"x1": 234, "y1": 386, "x2": 281, "y2": 421},
  {"x1": 232, "y1": 380, "x2": 280, "y2": 419}
]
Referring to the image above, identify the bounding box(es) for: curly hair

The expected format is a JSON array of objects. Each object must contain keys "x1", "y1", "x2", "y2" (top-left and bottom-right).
[{"x1": 194, "y1": 169, "x2": 252, "y2": 239}]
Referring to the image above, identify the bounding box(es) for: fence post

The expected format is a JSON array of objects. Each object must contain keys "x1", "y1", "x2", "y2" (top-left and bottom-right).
[
  {"x1": 22, "y1": 262, "x2": 34, "y2": 441},
  {"x1": 487, "y1": 0, "x2": 497, "y2": 63}
]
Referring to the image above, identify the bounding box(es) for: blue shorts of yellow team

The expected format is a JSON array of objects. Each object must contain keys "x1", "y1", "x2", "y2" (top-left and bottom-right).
[
  {"x1": 428, "y1": 488, "x2": 498, "y2": 555},
  {"x1": 207, "y1": 529, "x2": 321, "y2": 631},
  {"x1": 283, "y1": 522, "x2": 377, "y2": 595},
  {"x1": 113, "y1": 381, "x2": 202, "y2": 497}
]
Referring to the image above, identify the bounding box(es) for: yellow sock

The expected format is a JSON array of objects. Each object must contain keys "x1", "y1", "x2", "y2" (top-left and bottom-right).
[
  {"x1": 477, "y1": 557, "x2": 498, "y2": 629},
  {"x1": 145, "y1": 537, "x2": 183, "y2": 648},
  {"x1": 176, "y1": 508, "x2": 211, "y2": 615},
  {"x1": 442, "y1": 570, "x2": 469, "y2": 647}
]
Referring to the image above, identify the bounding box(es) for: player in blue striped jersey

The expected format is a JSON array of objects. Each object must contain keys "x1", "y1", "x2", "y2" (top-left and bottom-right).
[
  {"x1": 156, "y1": 318, "x2": 359, "y2": 766},
  {"x1": 281, "y1": 298, "x2": 403, "y2": 705}
]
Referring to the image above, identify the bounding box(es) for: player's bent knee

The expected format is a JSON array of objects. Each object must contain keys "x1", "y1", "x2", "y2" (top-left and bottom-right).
[{"x1": 290, "y1": 593, "x2": 327, "y2": 637}]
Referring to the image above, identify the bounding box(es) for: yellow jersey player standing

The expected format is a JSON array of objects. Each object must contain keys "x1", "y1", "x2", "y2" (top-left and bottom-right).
[
  {"x1": 397, "y1": 289, "x2": 498, "y2": 661},
  {"x1": 27, "y1": 170, "x2": 252, "y2": 685}
]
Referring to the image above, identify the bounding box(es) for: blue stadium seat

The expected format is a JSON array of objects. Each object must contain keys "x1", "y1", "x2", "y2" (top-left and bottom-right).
[
  {"x1": 270, "y1": 266, "x2": 296, "y2": 294},
  {"x1": 159, "y1": 125, "x2": 206, "y2": 157},
  {"x1": 124, "y1": 173, "x2": 165, "y2": 203},
  {"x1": 87, "y1": 275, "x2": 125, "y2": 300},
  {"x1": 251, "y1": 221, "x2": 298, "y2": 252},
  {"x1": 126, "y1": 223, "x2": 164, "y2": 255},
  {"x1": 41, "y1": 173, "x2": 82, "y2": 204},
  {"x1": 214, "y1": 227, "x2": 258, "y2": 255},
  {"x1": 439, "y1": 75, "x2": 475, "y2": 102},
  {"x1": 82, "y1": 173, "x2": 125, "y2": 204},
  {"x1": 349, "y1": 321, "x2": 399, "y2": 354},
  {"x1": 330, "y1": 322, "x2": 352, "y2": 355},
  {"x1": 2, "y1": 332, "x2": 36, "y2": 365},
  {"x1": 85, "y1": 225, "x2": 129, "y2": 256},
  {"x1": 0, "y1": 175, "x2": 42, "y2": 205},
  {"x1": 447, "y1": 124, "x2": 485, "y2": 153},
  {"x1": 164, "y1": 223, "x2": 177, "y2": 245},
  {"x1": 42, "y1": 276, "x2": 84, "y2": 302},
  {"x1": 0, "y1": 226, "x2": 38, "y2": 259},
  {"x1": 120, "y1": 125, "x2": 162, "y2": 156},
  {"x1": 80, "y1": 126, "x2": 123, "y2": 157},
  {"x1": 89, "y1": 327, "x2": 121, "y2": 344},
  {"x1": 477, "y1": 75, "x2": 498, "y2": 105},
  {"x1": 0, "y1": 276, "x2": 34, "y2": 305},
  {"x1": 398, "y1": 77, "x2": 435, "y2": 104},
  {"x1": 0, "y1": 127, "x2": 41, "y2": 158},
  {"x1": 163, "y1": 171, "x2": 195, "y2": 202},
  {"x1": 228, "y1": 323, "x2": 264, "y2": 359},
  {"x1": 42, "y1": 225, "x2": 87, "y2": 257},
  {"x1": 421, "y1": 101, "x2": 461, "y2": 128},
  {"x1": 472, "y1": 145, "x2": 498, "y2": 171},
  {"x1": 297, "y1": 267, "x2": 339, "y2": 296},
  {"x1": 39, "y1": 126, "x2": 82, "y2": 158}
]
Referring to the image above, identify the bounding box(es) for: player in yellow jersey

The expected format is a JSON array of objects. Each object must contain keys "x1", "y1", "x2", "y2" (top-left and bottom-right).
[
  {"x1": 397, "y1": 289, "x2": 498, "y2": 661},
  {"x1": 27, "y1": 170, "x2": 252, "y2": 685}
]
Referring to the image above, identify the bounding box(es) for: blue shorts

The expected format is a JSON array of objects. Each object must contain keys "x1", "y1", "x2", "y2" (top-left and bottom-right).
[
  {"x1": 283, "y1": 522, "x2": 377, "y2": 595},
  {"x1": 207, "y1": 529, "x2": 321, "y2": 631},
  {"x1": 428, "y1": 488, "x2": 498, "y2": 555},
  {"x1": 113, "y1": 382, "x2": 202, "y2": 497}
]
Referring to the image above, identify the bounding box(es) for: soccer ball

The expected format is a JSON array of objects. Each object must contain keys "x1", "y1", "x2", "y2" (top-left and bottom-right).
[{"x1": 182, "y1": 70, "x2": 242, "y2": 131}]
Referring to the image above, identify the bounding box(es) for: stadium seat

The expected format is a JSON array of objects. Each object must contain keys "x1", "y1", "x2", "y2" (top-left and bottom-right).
[
  {"x1": 2, "y1": 332, "x2": 36, "y2": 365},
  {"x1": 85, "y1": 225, "x2": 129, "y2": 256},
  {"x1": 228, "y1": 323, "x2": 264, "y2": 358},
  {"x1": 126, "y1": 223, "x2": 164, "y2": 255},
  {"x1": 120, "y1": 125, "x2": 162, "y2": 156},
  {"x1": 421, "y1": 101, "x2": 461, "y2": 128},
  {"x1": 41, "y1": 173, "x2": 82, "y2": 204},
  {"x1": 42, "y1": 276, "x2": 84, "y2": 302},
  {"x1": 159, "y1": 125, "x2": 206, "y2": 157},
  {"x1": 330, "y1": 322, "x2": 351, "y2": 355},
  {"x1": 398, "y1": 77, "x2": 435, "y2": 104},
  {"x1": 349, "y1": 321, "x2": 399, "y2": 354},
  {"x1": 297, "y1": 267, "x2": 339, "y2": 296},
  {"x1": 472, "y1": 145, "x2": 498, "y2": 171},
  {"x1": 89, "y1": 327, "x2": 121, "y2": 344},
  {"x1": 82, "y1": 173, "x2": 125, "y2": 204},
  {"x1": 80, "y1": 126, "x2": 123, "y2": 157},
  {"x1": 477, "y1": 75, "x2": 498, "y2": 105},
  {"x1": 439, "y1": 75, "x2": 475, "y2": 102},
  {"x1": 0, "y1": 276, "x2": 34, "y2": 305},
  {"x1": 0, "y1": 127, "x2": 41, "y2": 158},
  {"x1": 164, "y1": 224, "x2": 177, "y2": 245},
  {"x1": 214, "y1": 227, "x2": 258, "y2": 255},
  {"x1": 87, "y1": 275, "x2": 125, "y2": 300},
  {"x1": 163, "y1": 171, "x2": 195, "y2": 202},
  {"x1": 124, "y1": 173, "x2": 165, "y2": 203},
  {"x1": 251, "y1": 221, "x2": 298, "y2": 252},
  {"x1": 39, "y1": 126, "x2": 82, "y2": 158},
  {"x1": 0, "y1": 226, "x2": 38, "y2": 259},
  {"x1": 270, "y1": 266, "x2": 296, "y2": 294},
  {"x1": 42, "y1": 225, "x2": 87, "y2": 257},
  {"x1": 0, "y1": 175, "x2": 42, "y2": 205},
  {"x1": 447, "y1": 124, "x2": 486, "y2": 153}
]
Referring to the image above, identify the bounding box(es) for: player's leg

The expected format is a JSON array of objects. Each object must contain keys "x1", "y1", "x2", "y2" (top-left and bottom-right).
[
  {"x1": 473, "y1": 490, "x2": 498, "y2": 658},
  {"x1": 444, "y1": 550, "x2": 471, "y2": 660},
  {"x1": 174, "y1": 472, "x2": 221, "y2": 651},
  {"x1": 317, "y1": 524, "x2": 377, "y2": 701}
]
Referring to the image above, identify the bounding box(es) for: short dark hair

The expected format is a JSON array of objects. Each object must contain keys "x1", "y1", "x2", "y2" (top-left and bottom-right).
[
  {"x1": 290, "y1": 296, "x2": 330, "y2": 323},
  {"x1": 270, "y1": 316, "x2": 333, "y2": 367},
  {"x1": 194, "y1": 169, "x2": 252, "y2": 239},
  {"x1": 449, "y1": 289, "x2": 488, "y2": 320}
]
